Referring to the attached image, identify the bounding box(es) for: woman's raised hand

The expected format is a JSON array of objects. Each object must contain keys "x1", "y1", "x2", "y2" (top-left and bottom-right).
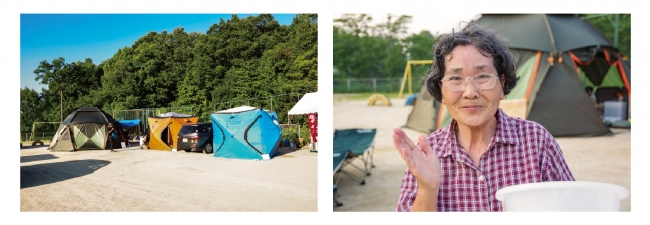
[{"x1": 392, "y1": 128, "x2": 442, "y2": 192}]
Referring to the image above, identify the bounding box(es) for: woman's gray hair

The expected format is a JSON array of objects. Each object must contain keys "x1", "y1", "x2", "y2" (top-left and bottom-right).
[{"x1": 424, "y1": 23, "x2": 519, "y2": 102}]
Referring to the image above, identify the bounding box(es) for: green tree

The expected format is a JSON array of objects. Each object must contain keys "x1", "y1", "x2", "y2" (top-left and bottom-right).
[
  {"x1": 333, "y1": 14, "x2": 415, "y2": 79},
  {"x1": 33, "y1": 57, "x2": 102, "y2": 122},
  {"x1": 20, "y1": 88, "x2": 45, "y2": 133},
  {"x1": 403, "y1": 30, "x2": 437, "y2": 85},
  {"x1": 580, "y1": 14, "x2": 631, "y2": 61},
  {"x1": 24, "y1": 14, "x2": 318, "y2": 131}
]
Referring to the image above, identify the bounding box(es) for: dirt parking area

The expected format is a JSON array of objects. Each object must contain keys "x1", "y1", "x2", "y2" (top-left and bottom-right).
[
  {"x1": 333, "y1": 96, "x2": 631, "y2": 212},
  {"x1": 20, "y1": 144, "x2": 318, "y2": 212}
]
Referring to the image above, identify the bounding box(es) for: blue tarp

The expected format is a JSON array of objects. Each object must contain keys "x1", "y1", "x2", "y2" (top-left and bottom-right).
[
  {"x1": 118, "y1": 120, "x2": 141, "y2": 129},
  {"x1": 211, "y1": 107, "x2": 281, "y2": 160}
]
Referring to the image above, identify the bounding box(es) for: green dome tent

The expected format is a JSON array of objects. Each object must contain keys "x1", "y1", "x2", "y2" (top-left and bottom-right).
[{"x1": 49, "y1": 106, "x2": 128, "y2": 151}]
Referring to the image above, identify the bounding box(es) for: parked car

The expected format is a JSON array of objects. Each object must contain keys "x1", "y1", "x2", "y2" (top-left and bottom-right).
[{"x1": 177, "y1": 122, "x2": 213, "y2": 154}]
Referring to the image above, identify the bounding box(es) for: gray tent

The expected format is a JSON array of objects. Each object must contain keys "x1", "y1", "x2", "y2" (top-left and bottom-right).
[
  {"x1": 405, "y1": 14, "x2": 630, "y2": 137},
  {"x1": 49, "y1": 106, "x2": 127, "y2": 151}
]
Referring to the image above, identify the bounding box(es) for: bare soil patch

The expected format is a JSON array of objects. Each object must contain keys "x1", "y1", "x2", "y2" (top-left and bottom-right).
[{"x1": 20, "y1": 145, "x2": 318, "y2": 212}]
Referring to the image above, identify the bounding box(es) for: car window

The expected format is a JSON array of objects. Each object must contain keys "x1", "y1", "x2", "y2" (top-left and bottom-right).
[
  {"x1": 199, "y1": 124, "x2": 210, "y2": 132},
  {"x1": 179, "y1": 125, "x2": 198, "y2": 134}
]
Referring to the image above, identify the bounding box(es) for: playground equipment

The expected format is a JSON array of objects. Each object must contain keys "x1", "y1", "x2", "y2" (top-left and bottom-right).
[
  {"x1": 28, "y1": 122, "x2": 60, "y2": 146},
  {"x1": 398, "y1": 60, "x2": 432, "y2": 98},
  {"x1": 367, "y1": 94, "x2": 391, "y2": 106}
]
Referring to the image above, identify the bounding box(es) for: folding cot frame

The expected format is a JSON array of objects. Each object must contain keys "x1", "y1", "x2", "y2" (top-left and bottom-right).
[
  {"x1": 333, "y1": 151, "x2": 348, "y2": 207},
  {"x1": 333, "y1": 129, "x2": 377, "y2": 186},
  {"x1": 333, "y1": 128, "x2": 377, "y2": 208}
]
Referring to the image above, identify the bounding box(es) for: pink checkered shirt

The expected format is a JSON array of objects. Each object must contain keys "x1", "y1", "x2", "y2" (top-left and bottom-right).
[{"x1": 396, "y1": 108, "x2": 574, "y2": 212}]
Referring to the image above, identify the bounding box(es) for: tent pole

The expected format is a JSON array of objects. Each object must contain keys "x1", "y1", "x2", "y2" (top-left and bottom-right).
[{"x1": 542, "y1": 14, "x2": 557, "y2": 55}]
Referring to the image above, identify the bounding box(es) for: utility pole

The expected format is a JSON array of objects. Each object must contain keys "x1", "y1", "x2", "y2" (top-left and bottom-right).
[{"x1": 60, "y1": 90, "x2": 63, "y2": 122}]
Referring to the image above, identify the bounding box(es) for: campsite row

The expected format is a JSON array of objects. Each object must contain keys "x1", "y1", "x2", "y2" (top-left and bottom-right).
[
  {"x1": 48, "y1": 96, "x2": 317, "y2": 160},
  {"x1": 48, "y1": 92, "x2": 319, "y2": 161},
  {"x1": 49, "y1": 106, "x2": 294, "y2": 161}
]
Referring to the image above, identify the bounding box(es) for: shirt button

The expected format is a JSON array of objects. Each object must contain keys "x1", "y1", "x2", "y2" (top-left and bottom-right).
[{"x1": 479, "y1": 175, "x2": 485, "y2": 181}]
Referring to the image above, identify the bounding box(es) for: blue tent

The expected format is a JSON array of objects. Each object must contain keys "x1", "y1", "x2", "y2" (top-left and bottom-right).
[
  {"x1": 211, "y1": 106, "x2": 282, "y2": 160},
  {"x1": 405, "y1": 93, "x2": 418, "y2": 106}
]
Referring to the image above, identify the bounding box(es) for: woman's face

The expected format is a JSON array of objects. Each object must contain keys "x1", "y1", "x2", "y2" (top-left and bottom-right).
[{"x1": 440, "y1": 45, "x2": 504, "y2": 128}]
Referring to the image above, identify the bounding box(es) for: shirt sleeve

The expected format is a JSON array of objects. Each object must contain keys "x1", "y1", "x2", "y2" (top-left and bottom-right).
[
  {"x1": 396, "y1": 167, "x2": 419, "y2": 212},
  {"x1": 540, "y1": 132, "x2": 575, "y2": 181}
]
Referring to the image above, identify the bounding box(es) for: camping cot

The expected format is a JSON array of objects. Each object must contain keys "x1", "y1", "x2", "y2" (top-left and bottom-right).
[{"x1": 332, "y1": 128, "x2": 377, "y2": 185}]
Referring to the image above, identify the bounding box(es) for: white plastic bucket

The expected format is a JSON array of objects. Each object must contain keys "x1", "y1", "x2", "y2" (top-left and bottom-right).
[{"x1": 495, "y1": 181, "x2": 629, "y2": 212}]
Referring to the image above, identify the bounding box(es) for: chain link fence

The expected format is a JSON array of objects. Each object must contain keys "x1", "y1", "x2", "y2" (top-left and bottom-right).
[
  {"x1": 279, "y1": 123, "x2": 312, "y2": 148},
  {"x1": 105, "y1": 107, "x2": 194, "y2": 134},
  {"x1": 213, "y1": 93, "x2": 303, "y2": 112},
  {"x1": 20, "y1": 107, "x2": 195, "y2": 144},
  {"x1": 21, "y1": 132, "x2": 56, "y2": 144}
]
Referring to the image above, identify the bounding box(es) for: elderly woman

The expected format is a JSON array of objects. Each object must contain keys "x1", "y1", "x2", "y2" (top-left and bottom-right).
[{"x1": 393, "y1": 23, "x2": 574, "y2": 212}]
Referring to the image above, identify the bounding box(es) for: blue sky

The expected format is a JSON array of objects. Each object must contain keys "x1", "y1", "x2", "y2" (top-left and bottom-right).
[{"x1": 20, "y1": 14, "x2": 297, "y2": 92}]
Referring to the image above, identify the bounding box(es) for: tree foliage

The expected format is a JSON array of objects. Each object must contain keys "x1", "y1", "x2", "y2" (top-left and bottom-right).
[
  {"x1": 333, "y1": 14, "x2": 436, "y2": 80},
  {"x1": 579, "y1": 14, "x2": 631, "y2": 61},
  {"x1": 22, "y1": 14, "x2": 318, "y2": 132}
]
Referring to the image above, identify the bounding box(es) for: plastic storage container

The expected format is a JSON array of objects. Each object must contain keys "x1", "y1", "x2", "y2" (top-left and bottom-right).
[
  {"x1": 495, "y1": 181, "x2": 629, "y2": 212},
  {"x1": 602, "y1": 101, "x2": 627, "y2": 122}
]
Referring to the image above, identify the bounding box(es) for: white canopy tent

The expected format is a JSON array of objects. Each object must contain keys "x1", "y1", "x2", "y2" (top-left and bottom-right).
[
  {"x1": 157, "y1": 112, "x2": 192, "y2": 117},
  {"x1": 288, "y1": 92, "x2": 319, "y2": 151},
  {"x1": 288, "y1": 92, "x2": 319, "y2": 115}
]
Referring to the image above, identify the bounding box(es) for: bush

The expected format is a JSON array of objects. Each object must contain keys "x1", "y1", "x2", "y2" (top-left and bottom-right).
[{"x1": 281, "y1": 126, "x2": 299, "y2": 141}]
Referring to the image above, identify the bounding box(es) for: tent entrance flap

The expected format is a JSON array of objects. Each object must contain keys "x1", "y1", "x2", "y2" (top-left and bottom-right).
[
  {"x1": 244, "y1": 116, "x2": 264, "y2": 155},
  {"x1": 73, "y1": 123, "x2": 105, "y2": 150}
]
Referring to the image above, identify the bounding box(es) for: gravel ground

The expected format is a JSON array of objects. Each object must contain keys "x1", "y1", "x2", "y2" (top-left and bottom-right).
[
  {"x1": 333, "y1": 97, "x2": 631, "y2": 212},
  {"x1": 20, "y1": 144, "x2": 318, "y2": 212}
]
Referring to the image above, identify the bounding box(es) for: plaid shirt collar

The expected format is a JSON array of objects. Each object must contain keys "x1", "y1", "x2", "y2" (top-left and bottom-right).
[{"x1": 435, "y1": 108, "x2": 521, "y2": 161}]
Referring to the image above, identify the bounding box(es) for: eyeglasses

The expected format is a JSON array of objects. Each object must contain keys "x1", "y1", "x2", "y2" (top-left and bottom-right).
[{"x1": 440, "y1": 74, "x2": 498, "y2": 92}]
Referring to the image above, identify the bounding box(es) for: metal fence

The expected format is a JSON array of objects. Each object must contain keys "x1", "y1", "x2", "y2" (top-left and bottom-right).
[
  {"x1": 21, "y1": 132, "x2": 55, "y2": 143},
  {"x1": 104, "y1": 107, "x2": 194, "y2": 134},
  {"x1": 333, "y1": 77, "x2": 423, "y2": 93},
  {"x1": 213, "y1": 93, "x2": 303, "y2": 112},
  {"x1": 279, "y1": 124, "x2": 300, "y2": 138},
  {"x1": 279, "y1": 123, "x2": 313, "y2": 146},
  {"x1": 21, "y1": 107, "x2": 195, "y2": 143}
]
